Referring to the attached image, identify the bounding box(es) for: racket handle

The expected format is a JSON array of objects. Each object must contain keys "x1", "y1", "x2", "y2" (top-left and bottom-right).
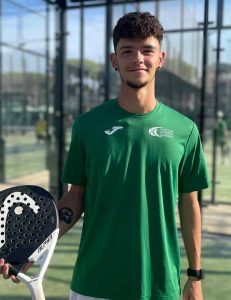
[
  {"x1": 8, "y1": 263, "x2": 24, "y2": 277},
  {"x1": 27, "y1": 279, "x2": 45, "y2": 300}
]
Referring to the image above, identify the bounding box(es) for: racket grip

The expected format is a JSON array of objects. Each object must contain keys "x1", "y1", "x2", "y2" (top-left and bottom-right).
[
  {"x1": 27, "y1": 279, "x2": 45, "y2": 300},
  {"x1": 8, "y1": 264, "x2": 22, "y2": 277}
]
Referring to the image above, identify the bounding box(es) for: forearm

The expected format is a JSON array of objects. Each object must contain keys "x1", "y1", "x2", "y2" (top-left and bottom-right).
[
  {"x1": 178, "y1": 192, "x2": 202, "y2": 269},
  {"x1": 58, "y1": 185, "x2": 85, "y2": 239}
]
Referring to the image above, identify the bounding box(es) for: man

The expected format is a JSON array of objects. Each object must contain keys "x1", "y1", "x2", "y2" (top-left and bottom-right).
[
  {"x1": 1, "y1": 12, "x2": 209, "y2": 300},
  {"x1": 215, "y1": 110, "x2": 229, "y2": 165}
]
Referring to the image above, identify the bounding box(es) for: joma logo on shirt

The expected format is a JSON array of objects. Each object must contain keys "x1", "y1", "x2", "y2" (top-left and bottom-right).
[
  {"x1": 149, "y1": 127, "x2": 174, "y2": 139},
  {"x1": 104, "y1": 126, "x2": 124, "y2": 135}
]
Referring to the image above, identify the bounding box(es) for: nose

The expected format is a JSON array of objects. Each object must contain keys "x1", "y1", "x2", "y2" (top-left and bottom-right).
[{"x1": 131, "y1": 51, "x2": 144, "y2": 64}]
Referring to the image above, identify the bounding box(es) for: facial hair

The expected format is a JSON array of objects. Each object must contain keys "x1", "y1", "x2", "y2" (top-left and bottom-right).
[{"x1": 126, "y1": 80, "x2": 148, "y2": 89}]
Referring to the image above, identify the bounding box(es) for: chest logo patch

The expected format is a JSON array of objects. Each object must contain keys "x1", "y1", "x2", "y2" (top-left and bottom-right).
[
  {"x1": 104, "y1": 126, "x2": 124, "y2": 135},
  {"x1": 149, "y1": 127, "x2": 174, "y2": 139}
]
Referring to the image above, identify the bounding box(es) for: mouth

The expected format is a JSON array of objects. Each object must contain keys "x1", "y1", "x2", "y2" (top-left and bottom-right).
[{"x1": 128, "y1": 68, "x2": 148, "y2": 73}]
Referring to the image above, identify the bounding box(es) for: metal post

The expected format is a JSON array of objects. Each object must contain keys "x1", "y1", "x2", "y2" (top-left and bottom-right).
[
  {"x1": 199, "y1": 0, "x2": 209, "y2": 144},
  {"x1": 104, "y1": 0, "x2": 112, "y2": 101},
  {"x1": 198, "y1": 0, "x2": 209, "y2": 206},
  {"x1": 45, "y1": 1, "x2": 50, "y2": 138},
  {"x1": 79, "y1": 1, "x2": 84, "y2": 114},
  {"x1": 0, "y1": 0, "x2": 5, "y2": 182},
  {"x1": 135, "y1": 1, "x2": 140, "y2": 11},
  {"x1": 211, "y1": 0, "x2": 224, "y2": 204},
  {"x1": 155, "y1": 0, "x2": 160, "y2": 17},
  {"x1": 52, "y1": 0, "x2": 67, "y2": 200}
]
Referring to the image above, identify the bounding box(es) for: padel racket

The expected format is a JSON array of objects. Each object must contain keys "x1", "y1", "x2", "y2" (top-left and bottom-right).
[{"x1": 0, "y1": 185, "x2": 59, "y2": 300}]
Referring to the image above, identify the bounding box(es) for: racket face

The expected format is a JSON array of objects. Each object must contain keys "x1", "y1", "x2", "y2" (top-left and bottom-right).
[{"x1": 0, "y1": 185, "x2": 58, "y2": 267}]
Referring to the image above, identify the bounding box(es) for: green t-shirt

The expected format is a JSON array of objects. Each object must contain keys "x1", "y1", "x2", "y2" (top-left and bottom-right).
[
  {"x1": 216, "y1": 119, "x2": 228, "y2": 144},
  {"x1": 62, "y1": 99, "x2": 210, "y2": 300}
]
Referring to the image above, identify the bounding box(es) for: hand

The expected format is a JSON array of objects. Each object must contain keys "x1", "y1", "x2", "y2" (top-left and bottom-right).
[
  {"x1": 0, "y1": 258, "x2": 33, "y2": 283},
  {"x1": 183, "y1": 278, "x2": 203, "y2": 300}
]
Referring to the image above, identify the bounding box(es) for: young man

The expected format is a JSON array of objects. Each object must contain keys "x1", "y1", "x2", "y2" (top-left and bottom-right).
[
  {"x1": 216, "y1": 110, "x2": 229, "y2": 165},
  {"x1": 1, "y1": 12, "x2": 209, "y2": 300}
]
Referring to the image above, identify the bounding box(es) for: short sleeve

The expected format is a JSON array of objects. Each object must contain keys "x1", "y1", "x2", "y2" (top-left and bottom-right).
[
  {"x1": 178, "y1": 124, "x2": 210, "y2": 193},
  {"x1": 62, "y1": 117, "x2": 87, "y2": 186}
]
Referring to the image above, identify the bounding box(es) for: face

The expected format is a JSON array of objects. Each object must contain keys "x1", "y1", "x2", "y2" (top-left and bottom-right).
[{"x1": 111, "y1": 36, "x2": 165, "y2": 89}]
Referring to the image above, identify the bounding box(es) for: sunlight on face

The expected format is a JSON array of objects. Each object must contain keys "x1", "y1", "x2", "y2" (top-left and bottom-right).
[{"x1": 111, "y1": 37, "x2": 165, "y2": 89}]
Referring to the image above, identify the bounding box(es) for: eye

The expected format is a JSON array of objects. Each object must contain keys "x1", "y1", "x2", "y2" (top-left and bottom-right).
[
  {"x1": 122, "y1": 50, "x2": 131, "y2": 55},
  {"x1": 143, "y1": 50, "x2": 154, "y2": 54}
]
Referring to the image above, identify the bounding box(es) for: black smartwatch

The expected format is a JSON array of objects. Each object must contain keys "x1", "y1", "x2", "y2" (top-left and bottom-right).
[{"x1": 187, "y1": 268, "x2": 204, "y2": 280}]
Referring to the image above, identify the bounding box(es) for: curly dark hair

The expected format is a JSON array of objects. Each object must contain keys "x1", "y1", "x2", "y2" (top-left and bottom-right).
[{"x1": 113, "y1": 12, "x2": 164, "y2": 50}]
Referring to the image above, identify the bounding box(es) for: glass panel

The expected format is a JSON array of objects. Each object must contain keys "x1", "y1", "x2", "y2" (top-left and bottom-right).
[
  {"x1": 208, "y1": 0, "x2": 218, "y2": 27},
  {"x1": 214, "y1": 29, "x2": 231, "y2": 203},
  {"x1": 160, "y1": 0, "x2": 216, "y2": 30},
  {"x1": 158, "y1": 31, "x2": 202, "y2": 122},
  {"x1": 83, "y1": 7, "x2": 106, "y2": 111},
  {"x1": 203, "y1": 30, "x2": 217, "y2": 202},
  {"x1": 66, "y1": 8, "x2": 81, "y2": 118},
  {"x1": 0, "y1": 0, "x2": 53, "y2": 193},
  {"x1": 2, "y1": 49, "x2": 48, "y2": 185},
  {"x1": 2, "y1": 1, "x2": 46, "y2": 53},
  {"x1": 223, "y1": 0, "x2": 231, "y2": 26},
  {"x1": 64, "y1": 6, "x2": 106, "y2": 178}
]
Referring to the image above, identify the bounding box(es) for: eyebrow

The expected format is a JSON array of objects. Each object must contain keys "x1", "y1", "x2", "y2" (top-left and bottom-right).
[{"x1": 118, "y1": 45, "x2": 157, "y2": 51}]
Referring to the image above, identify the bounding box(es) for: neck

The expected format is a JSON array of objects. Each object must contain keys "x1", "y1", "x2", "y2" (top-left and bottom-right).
[{"x1": 117, "y1": 81, "x2": 157, "y2": 114}]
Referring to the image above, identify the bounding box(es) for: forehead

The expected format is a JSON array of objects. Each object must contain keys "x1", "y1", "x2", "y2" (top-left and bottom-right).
[{"x1": 116, "y1": 36, "x2": 160, "y2": 51}]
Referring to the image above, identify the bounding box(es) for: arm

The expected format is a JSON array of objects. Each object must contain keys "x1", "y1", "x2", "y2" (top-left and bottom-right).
[
  {"x1": 58, "y1": 184, "x2": 85, "y2": 239},
  {"x1": 178, "y1": 191, "x2": 203, "y2": 300}
]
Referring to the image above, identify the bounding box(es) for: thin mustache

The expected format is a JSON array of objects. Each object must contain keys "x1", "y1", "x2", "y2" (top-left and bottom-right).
[{"x1": 128, "y1": 68, "x2": 148, "y2": 71}]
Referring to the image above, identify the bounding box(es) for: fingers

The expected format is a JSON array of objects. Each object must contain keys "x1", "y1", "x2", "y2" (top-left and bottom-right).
[
  {"x1": 21, "y1": 261, "x2": 34, "y2": 273},
  {"x1": 10, "y1": 274, "x2": 20, "y2": 283},
  {"x1": 0, "y1": 259, "x2": 10, "y2": 279},
  {"x1": 0, "y1": 258, "x2": 20, "y2": 283}
]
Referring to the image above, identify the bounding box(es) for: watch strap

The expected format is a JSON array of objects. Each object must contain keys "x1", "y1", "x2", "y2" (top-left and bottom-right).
[{"x1": 187, "y1": 268, "x2": 204, "y2": 279}]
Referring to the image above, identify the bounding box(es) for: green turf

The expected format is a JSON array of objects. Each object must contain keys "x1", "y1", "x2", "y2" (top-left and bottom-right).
[
  {"x1": 180, "y1": 233, "x2": 231, "y2": 300},
  {"x1": 0, "y1": 221, "x2": 230, "y2": 300},
  {"x1": 203, "y1": 139, "x2": 231, "y2": 203}
]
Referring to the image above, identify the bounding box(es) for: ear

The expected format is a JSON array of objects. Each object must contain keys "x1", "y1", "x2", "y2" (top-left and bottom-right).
[
  {"x1": 158, "y1": 51, "x2": 166, "y2": 68},
  {"x1": 110, "y1": 53, "x2": 118, "y2": 70}
]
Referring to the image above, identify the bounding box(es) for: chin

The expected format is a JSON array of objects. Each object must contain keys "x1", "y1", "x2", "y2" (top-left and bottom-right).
[{"x1": 126, "y1": 80, "x2": 148, "y2": 89}]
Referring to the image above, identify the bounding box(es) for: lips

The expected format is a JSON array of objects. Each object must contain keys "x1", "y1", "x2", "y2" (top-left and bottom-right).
[{"x1": 129, "y1": 68, "x2": 147, "y2": 72}]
